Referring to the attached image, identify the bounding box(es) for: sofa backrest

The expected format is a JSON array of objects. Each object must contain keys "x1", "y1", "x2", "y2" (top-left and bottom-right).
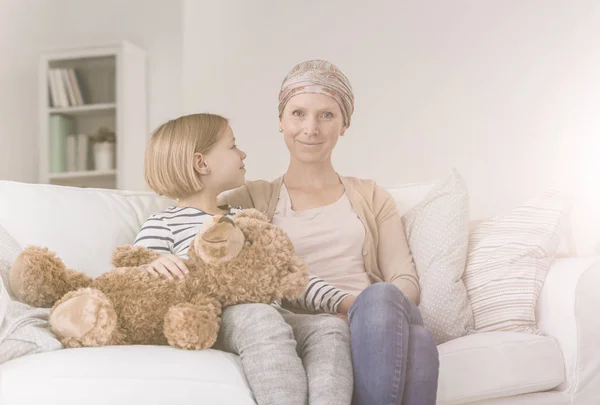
[
  {"x1": 386, "y1": 183, "x2": 435, "y2": 215},
  {"x1": 0, "y1": 180, "x2": 434, "y2": 277},
  {"x1": 0, "y1": 181, "x2": 173, "y2": 277}
]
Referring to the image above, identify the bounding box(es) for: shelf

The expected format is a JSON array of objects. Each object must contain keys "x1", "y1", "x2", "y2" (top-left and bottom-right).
[
  {"x1": 49, "y1": 103, "x2": 116, "y2": 116},
  {"x1": 40, "y1": 42, "x2": 147, "y2": 190},
  {"x1": 48, "y1": 169, "x2": 116, "y2": 180}
]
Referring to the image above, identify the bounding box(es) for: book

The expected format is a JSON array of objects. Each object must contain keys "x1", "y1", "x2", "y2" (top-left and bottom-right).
[
  {"x1": 47, "y1": 68, "x2": 86, "y2": 107},
  {"x1": 76, "y1": 133, "x2": 90, "y2": 171},
  {"x1": 66, "y1": 134, "x2": 77, "y2": 172},
  {"x1": 61, "y1": 68, "x2": 77, "y2": 106},
  {"x1": 48, "y1": 115, "x2": 74, "y2": 173},
  {"x1": 68, "y1": 68, "x2": 85, "y2": 105},
  {"x1": 53, "y1": 69, "x2": 69, "y2": 108},
  {"x1": 47, "y1": 70, "x2": 59, "y2": 107}
]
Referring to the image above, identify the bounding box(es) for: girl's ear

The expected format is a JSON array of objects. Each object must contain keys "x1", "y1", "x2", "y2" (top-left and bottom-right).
[
  {"x1": 193, "y1": 153, "x2": 210, "y2": 175},
  {"x1": 340, "y1": 125, "x2": 347, "y2": 137}
]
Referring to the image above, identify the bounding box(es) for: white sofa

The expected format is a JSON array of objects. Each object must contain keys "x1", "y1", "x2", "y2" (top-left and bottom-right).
[{"x1": 0, "y1": 179, "x2": 598, "y2": 405}]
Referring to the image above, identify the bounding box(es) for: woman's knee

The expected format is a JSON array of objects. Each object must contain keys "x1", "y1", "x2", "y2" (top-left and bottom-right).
[
  {"x1": 352, "y1": 283, "x2": 411, "y2": 316},
  {"x1": 410, "y1": 325, "x2": 440, "y2": 366}
]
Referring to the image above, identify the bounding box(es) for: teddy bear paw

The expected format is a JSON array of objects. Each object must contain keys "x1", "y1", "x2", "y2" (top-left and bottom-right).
[
  {"x1": 164, "y1": 303, "x2": 220, "y2": 350},
  {"x1": 49, "y1": 288, "x2": 118, "y2": 348}
]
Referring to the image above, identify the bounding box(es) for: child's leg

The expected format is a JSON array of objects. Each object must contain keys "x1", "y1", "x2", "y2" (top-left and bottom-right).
[
  {"x1": 280, "y1": 311, "x2": 353, "y2": 405},
  {"x1": 214, "y1": 303, "x2": 307, "y2": 405}
]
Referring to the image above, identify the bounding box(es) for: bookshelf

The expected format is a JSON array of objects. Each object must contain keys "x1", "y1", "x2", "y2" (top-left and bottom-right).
[
  {"x1": 49, "y1": 103, "x2": 116, "y2": 115},
  {"x1": 39, "y1": 41, "x2": 147, "y2": 190}
]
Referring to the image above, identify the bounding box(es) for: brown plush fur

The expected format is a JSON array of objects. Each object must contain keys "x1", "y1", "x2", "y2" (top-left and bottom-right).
[{"x1": 9, "y1": 209, "x2": 308, "y2": 350}]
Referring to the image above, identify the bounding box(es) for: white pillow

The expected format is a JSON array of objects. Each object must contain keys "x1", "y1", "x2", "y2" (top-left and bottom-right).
[
  {"x1": 0, "y1": 224, "x2": 21, "y2": 300},
  {"x1": 463, "y1": 190, "x2": 571, "y2": 333},
  {"x1": 403, "y1": 169, "x2": 474, "y2": 344}
]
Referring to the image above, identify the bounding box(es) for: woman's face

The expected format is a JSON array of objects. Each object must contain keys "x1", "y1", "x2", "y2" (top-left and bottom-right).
[{"x1": 279, "y1": 93, "x2": 347, "y2": 164}]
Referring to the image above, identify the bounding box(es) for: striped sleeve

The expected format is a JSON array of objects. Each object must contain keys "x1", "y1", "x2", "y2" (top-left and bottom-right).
[
  {"x1": 134, "y1": 214, "x2": 174, "y2": 254},
  {"x1": 285, "y1": 275, "x2": 350, "y2": 314}
]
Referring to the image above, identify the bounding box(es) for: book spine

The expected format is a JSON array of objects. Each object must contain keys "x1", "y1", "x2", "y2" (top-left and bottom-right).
[
  {"x1": 61, "y1": 68, "x2": 77, "y2": 106},
  {"x1": 76, "y1": 134, "x2": 89, "y2": 171},
  {"x1": 65, "y1": 134, "x2": 77, "y2": 172}
]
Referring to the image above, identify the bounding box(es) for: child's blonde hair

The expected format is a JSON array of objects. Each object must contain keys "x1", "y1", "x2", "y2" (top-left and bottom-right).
[{"x1": 144, "y1": 113, "x2": 228, "y2": 199}]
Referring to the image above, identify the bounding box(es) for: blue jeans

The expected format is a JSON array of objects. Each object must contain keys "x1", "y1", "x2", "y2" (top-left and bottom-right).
[{"x1": 349, "y1": 283, "x2": 439, "y2": 405}]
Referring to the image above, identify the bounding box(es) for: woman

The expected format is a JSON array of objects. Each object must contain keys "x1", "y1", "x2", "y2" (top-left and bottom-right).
[{"x1": 222, "y1": 60, "x2": 439, "y2": 405}]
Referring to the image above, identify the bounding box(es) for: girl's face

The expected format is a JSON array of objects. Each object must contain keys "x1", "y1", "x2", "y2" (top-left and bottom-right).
[
  {"x1": 279, "y1": 93, "x2": 347, "y2": 164},
  {"x1": 198, "y1": 125, "x2": 247, "y2": 193}
]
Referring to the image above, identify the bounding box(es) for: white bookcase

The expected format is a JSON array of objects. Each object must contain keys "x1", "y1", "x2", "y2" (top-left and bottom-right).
[{"x1": 39, "y1": 41, "x2": 147, "y2": 190}]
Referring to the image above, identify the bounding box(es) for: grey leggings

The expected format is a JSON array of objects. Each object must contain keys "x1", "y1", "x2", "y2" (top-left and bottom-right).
[{"x1": 214, "y1": 303, "x2": 353, "y2": 405}]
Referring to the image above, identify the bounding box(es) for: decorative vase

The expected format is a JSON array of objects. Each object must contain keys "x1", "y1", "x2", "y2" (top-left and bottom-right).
[{"x1": 93, "y1": 142, "x2": 116, "y2": 171}]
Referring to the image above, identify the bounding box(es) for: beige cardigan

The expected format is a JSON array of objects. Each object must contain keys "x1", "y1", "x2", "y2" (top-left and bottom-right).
[{"x1": 220, "y1": 176, "x2": 420, "y2": 304}]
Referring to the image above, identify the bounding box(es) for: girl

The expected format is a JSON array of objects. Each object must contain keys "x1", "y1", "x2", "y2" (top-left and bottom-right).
[{"x1": 134, "y1": 113, "x2": 354, "y2": 405}]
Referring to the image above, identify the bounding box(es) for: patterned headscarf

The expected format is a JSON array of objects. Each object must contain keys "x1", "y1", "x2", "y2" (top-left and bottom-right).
[{"x1": 278, "y1": 60, "x2": 355, "y2": 127}]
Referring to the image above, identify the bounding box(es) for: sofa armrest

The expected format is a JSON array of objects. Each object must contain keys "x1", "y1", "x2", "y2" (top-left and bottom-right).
[{"x1": 536, "y1": 256, "x2": 600, "y2": 404}]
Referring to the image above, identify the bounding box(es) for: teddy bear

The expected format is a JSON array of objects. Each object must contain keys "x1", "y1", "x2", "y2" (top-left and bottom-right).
[{"x1": 8, "y1": 209, "x2": 308, "y2": 350}]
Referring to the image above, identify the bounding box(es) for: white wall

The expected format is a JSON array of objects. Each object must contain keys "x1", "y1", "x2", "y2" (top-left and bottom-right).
[
  {"x1": 0, "y1": 0, "x2": 183, "y2": 184},
  {"x1": 182, "y1": 0, "x2": 600, "y2": 254},
  {"x1": 1, "y1": 1, "x2": 597, "y2": 253}
]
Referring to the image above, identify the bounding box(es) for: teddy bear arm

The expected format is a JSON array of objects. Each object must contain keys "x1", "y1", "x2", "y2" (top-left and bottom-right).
[
  {"x1": 163, "y1": 294, "x2": 223, "y2": 350},
  {"x1": 111, "y1": 245, "x2": 161, "y2": 268},
  {"x1": 10, "y1": 246, "x2": 93, "y2": 308},
  {"x1": 277, "y1": 256, "x2": 310, "y2": 300}
]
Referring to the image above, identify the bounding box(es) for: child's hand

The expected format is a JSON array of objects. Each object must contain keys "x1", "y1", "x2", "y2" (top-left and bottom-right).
[
  {"x1": 142, "y1": 254, "x2": 189, "y2": 281},
  {"x1": 337, "y1": 295, "x2": 356, "y2": 315}
]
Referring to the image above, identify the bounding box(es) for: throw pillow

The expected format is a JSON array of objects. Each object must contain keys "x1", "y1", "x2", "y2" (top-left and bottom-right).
[
  {"x1": 463, "y1": 190, "x2": 571, "y2": 333},
  {"x1": 0, "y1": 224, "x2": 21, "y2": 300},
  {"x1": 403, "y1": 169, "x2": 474, "y2": 344}
]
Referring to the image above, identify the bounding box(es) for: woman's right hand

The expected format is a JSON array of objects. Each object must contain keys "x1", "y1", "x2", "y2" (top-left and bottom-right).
[{"x1": 141, "y1": 254, "x2": 189, "y2": 281}]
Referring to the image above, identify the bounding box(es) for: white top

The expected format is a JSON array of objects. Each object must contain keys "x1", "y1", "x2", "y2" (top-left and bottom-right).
[{"x1": 272, "y1": 185, "x2": 372, "y2": 295}]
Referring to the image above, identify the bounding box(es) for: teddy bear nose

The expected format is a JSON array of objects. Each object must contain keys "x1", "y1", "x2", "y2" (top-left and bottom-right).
[{"x1": 218, "y1": 216, "x2": 234, "y2": 226}]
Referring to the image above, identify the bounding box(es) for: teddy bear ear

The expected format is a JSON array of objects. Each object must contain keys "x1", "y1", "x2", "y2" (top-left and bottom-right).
[{"x1": 234, "y1": 209, "x2": 269, "y2": 222}]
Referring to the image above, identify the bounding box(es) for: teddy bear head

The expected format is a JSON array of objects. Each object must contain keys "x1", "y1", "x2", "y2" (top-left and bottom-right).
[
  {"x1": 193, "y1": 215, "x2": 246, "y2": 264},
  {"x1": 187, "y1": 209, "x2": 307, "y2": 306}
]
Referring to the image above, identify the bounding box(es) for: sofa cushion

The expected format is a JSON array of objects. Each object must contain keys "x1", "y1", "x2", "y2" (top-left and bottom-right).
[
  {"x1": 0, "y1": 181, "x2": 172, "y2": 278},
  {"x1": 403, "y1": 169, "x2": 473, "y2": 344},
  {"x1": 437, "y1": 332, "x2": 565, "y2": 405},
  {"x1": 0, "y1": 346, "x2": 256, "y2": 405},
  {"x1": 463, "y1": 191, "x2": 571, "y2": 334},
  {"x1": 462, "y1": 392, "x2": 567, "y2": 405}
]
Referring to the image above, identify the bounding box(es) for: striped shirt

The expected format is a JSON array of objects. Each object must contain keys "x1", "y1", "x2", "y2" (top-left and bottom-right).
[{"x1": 134, "y1": 206, "x2": 349, "y2": 314}]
